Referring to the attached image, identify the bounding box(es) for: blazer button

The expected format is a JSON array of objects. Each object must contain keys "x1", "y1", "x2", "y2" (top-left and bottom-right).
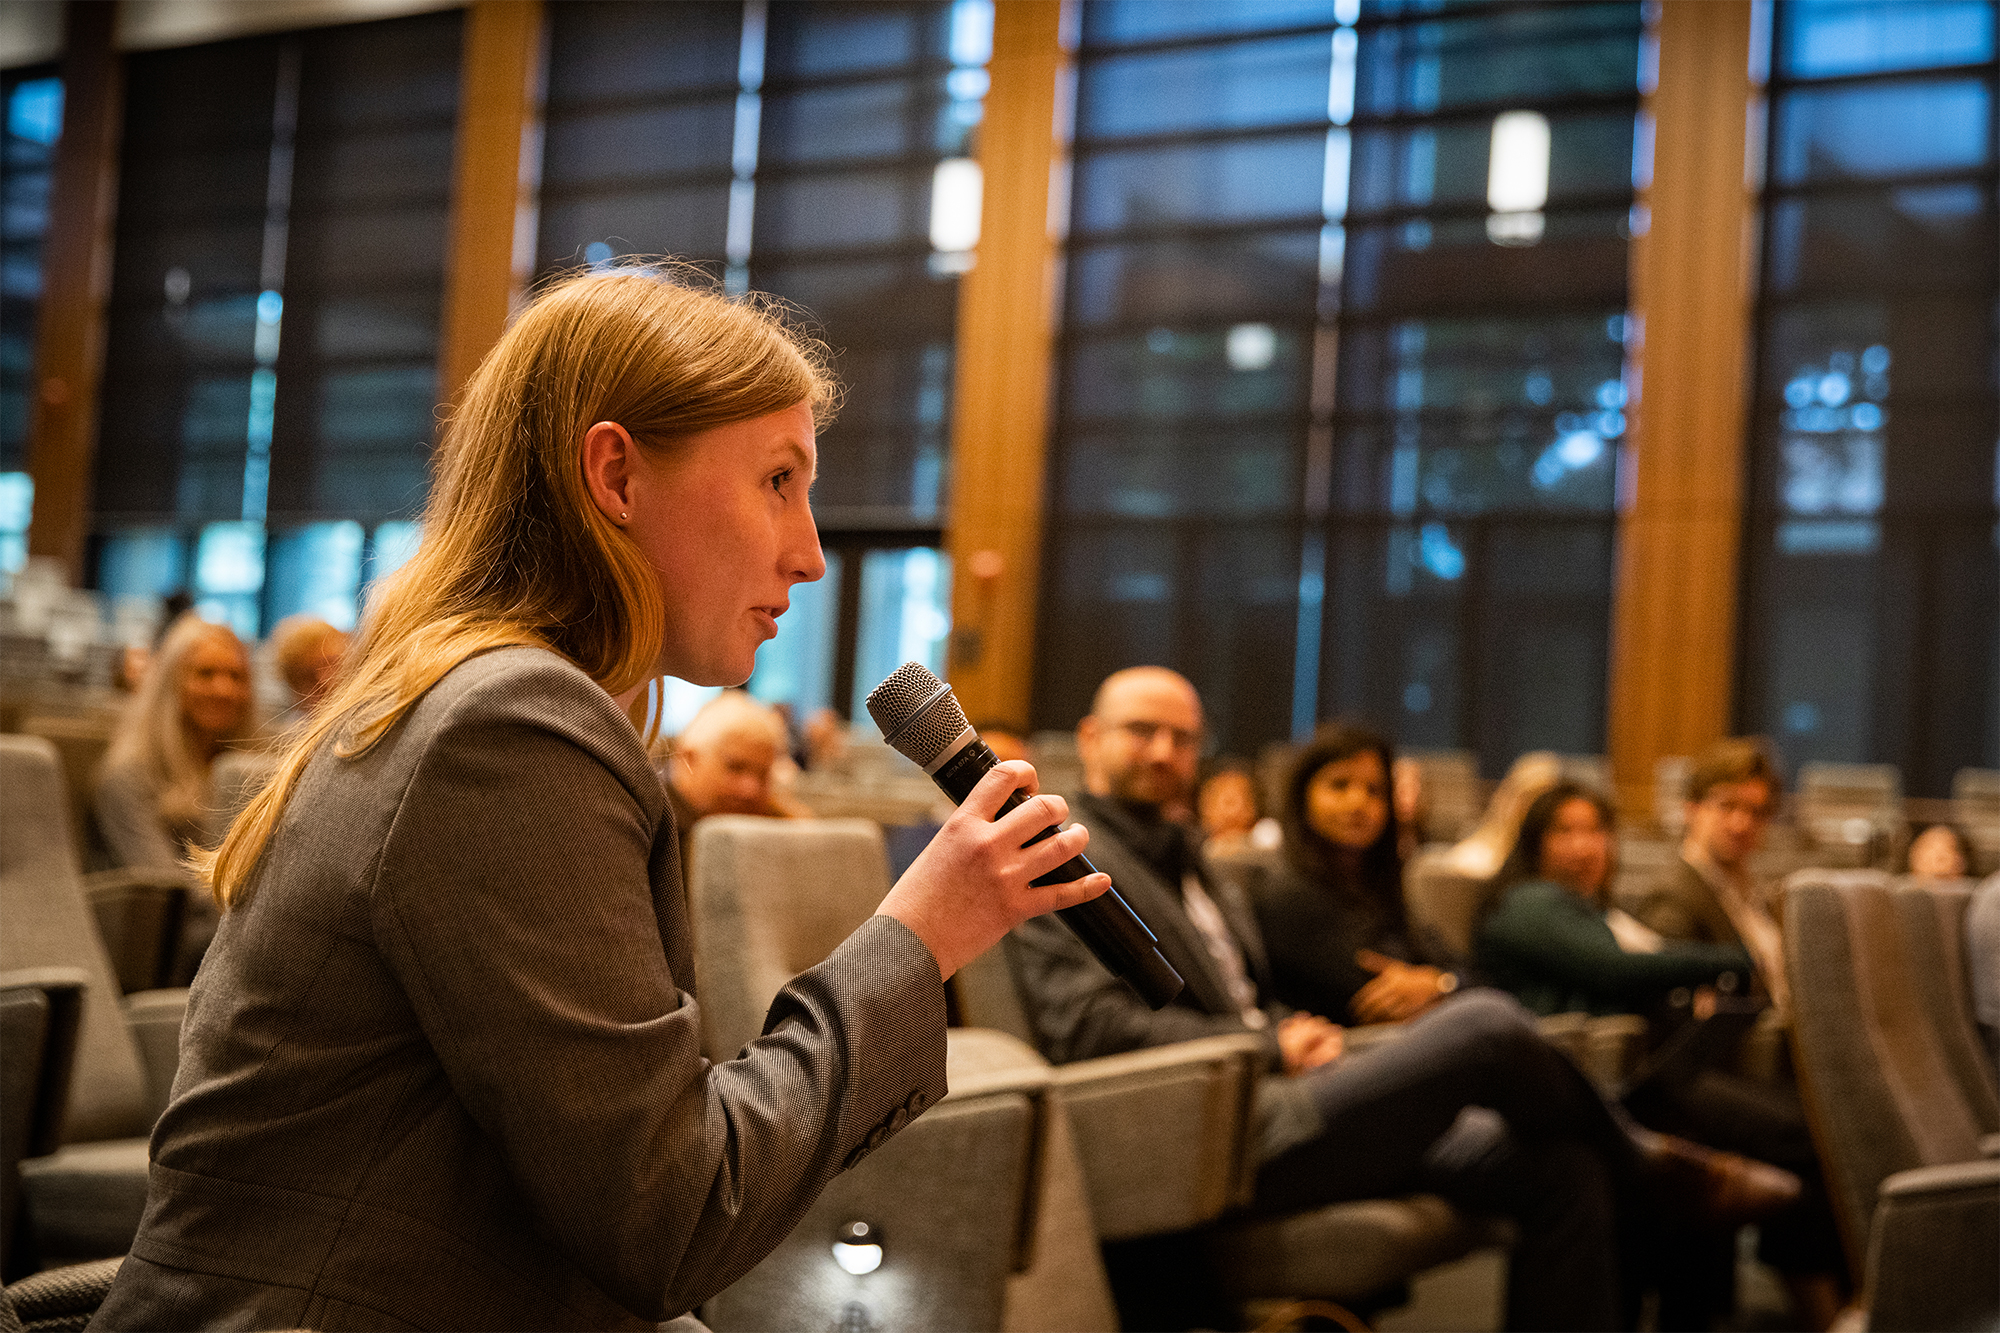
[
  {"x1": 866, "y1": 1125, "x2": 887, "y2": 1149},
  {"x1": 888, "y1": 1108, "x2": 909, "y2": 1132},
  {"x1": 905, "y1": 1091, "x2": 927, "y2": 1113},
  {"x1": 843, "y1": 1144, "x2": 868, "y2": 1170}
]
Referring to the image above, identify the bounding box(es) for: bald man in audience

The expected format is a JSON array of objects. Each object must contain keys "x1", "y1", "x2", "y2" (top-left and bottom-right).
[{"x1": 662, "y1": 691, "x2": 813, "y2": 884}]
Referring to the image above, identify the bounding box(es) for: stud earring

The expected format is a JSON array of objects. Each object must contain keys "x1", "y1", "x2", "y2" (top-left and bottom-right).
[{"x1": 619, "y1": 511, "x2": 629, "y2": 522}]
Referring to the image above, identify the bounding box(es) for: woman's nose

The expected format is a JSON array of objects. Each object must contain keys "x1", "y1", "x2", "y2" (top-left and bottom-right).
[{"x1": 789, "y1": 511, "x2": 827, "y2": 584}]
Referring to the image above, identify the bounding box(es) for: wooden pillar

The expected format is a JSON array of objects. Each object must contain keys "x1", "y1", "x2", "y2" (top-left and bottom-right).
[
  {"x1": 944, "y1": 0, "x2": 1067, "y2": 729},
  {"x1": 1607, "y1": 0, "x2": 1759, "y2": 819},
  {"x1": 437, "y1": 0, "x2": 545, "y2": 412},
  {"x1": 25, "y1": 1, "x2": 122, "y2": 584}
]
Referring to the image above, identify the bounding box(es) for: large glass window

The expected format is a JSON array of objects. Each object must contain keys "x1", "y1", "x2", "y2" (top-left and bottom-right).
[
  {"x1": 1038, "y1": 0, "x2": 1642, "y2": 768},
  {"x1": 1739, "y1": 0, "x2": 1998, "y2": 795},
  {"x1": 538, "y1": 0, "x2": 985, "y2": 720},
  {"x1": 1, "y1": 68, "x2": 62, "y2": 574},
  {"x1": 88, "y1": 12, "x2": 460, "y2": 637}
]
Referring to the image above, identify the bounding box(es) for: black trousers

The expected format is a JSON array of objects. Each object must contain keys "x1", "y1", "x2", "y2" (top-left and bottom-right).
[{"x1": 1254, "y1": 989, "x2": 1635, "y2": 1332}]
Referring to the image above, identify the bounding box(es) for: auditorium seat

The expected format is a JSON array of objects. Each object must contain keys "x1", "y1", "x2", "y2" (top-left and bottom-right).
[
  {"x1": 0, "y1": 737, "x2": 187, "y2": 1266},
  {"x1": 1952, "y1": 768, "x2": 2000, "y2": 875},
  {"x1": 1784, "y1": 870, "x2": 2000, "y2": 1330},
  {"x1": 1401, "y1": 749, "x2": 1482, "y2": 843},
  {"x1": 1890, "y1": 880, "x2": 1999, "y2": 1128},
  {"x1": 1, "y1": 969, "x2": 85, "y2": 1279},
  {"x1": 685, "y1": 816, "x2": 1118, "y2": 1331},
  {"x1": 15, "y1": 715, "x2": 111, "y2": 871},
  {"x1": 1796, "y1": 762, "x2": 1904, "y2": 868}
]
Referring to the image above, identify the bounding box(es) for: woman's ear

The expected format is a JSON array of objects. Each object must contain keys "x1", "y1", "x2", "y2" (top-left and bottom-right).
[{"x1": 580, "y1": 421, "x2": 638, "y2": 525}]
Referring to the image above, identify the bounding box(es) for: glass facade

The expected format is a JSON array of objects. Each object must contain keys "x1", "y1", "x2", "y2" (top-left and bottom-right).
[
  {"x1": 87, "y1": 12, "x2": 460, "y2": 637},
  {"x1": 1739, "y1": 0, "x2": 1998, "y2": 795},
  {"x1": 1, "y1": 69, "x2": 62, "y2": 573},
  {"x1": 1038, "y1": 0, "x2": 1643, "y2": 767}
]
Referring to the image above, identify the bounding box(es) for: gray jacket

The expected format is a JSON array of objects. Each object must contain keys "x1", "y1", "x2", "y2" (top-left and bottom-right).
[{"x1": 93, "y1": 647, "x2": 947, "y2": 1331}]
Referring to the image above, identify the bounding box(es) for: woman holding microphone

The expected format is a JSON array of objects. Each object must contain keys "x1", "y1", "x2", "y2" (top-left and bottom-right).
[{"x1": 93, "y1": 268, "x2": 1108, "y2": 1330}]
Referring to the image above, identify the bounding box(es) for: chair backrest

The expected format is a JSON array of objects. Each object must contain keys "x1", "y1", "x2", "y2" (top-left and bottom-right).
[
  {"x1": 0, "y1": 738, "x2": 151, "y2": 1144},
  {"x1": 1953, "y1": 768, "x2": 2000, "y2": 875},
  {"x1": 1784, "y1": 870, "x2": 1986, "y2": 1270},
  {"x1": 1654, "y1": 756, "x2": 1692, "y2": 839},
  {"x1": 1401, "y1": 846, "x2": 1494, "y2": 967},
  {"x1": 1889, "y1": 881, "x2": 2000, "y2": 1131},
  {"x1": 0, "y1": 969, "x2": 86, "y2": 1280},
  {"x1": 15, "y1": 717, "x2": 112, "y2": 869},
  {"x1": 1797, "y1": 762, "x2": 1903, "y2": 852},
  {"x1": 203, "y1": 749, "x2": 276, "y2": 850},
  {"x1": 686, "y1": 816, "x2": 894, "y2": 1063},
  {"x1": 1403, "y1": 749, "x2": 1482, "y2": 843}
]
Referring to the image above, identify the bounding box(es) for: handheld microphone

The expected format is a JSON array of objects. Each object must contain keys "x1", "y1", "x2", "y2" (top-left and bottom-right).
[{"x1": 866, "y1": 663, "x2": 1184, "y2": 1010}]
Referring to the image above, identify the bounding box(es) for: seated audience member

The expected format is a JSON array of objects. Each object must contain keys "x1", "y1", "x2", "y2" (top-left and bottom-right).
[
  {"x1": 267, "y1": 613, "x2": 349, "y2": 733},
  {"x1": 1438, "y1": 750, "x2": 1564, "y2": 879},
  {"x1": 976, "y1": 722, "x2": 1031, "y2": 765},
  {"x1": 94, "y1": 612, "x2": 257, "y2": 874},
  {"x1": 1633, "y1": 738, "x2": 1790, "y2": 1018},
  {"x1": 1971, "y1": 875, "x2": 2000, "y2": 1073},
  {"x1": 1009, "y1": 668, "x2": 1798, "y2": 1333},
  {"x1": 663, "y1": 690, "x2": 812, "y2": 835},
  {"x1": 1907, "y1": 822, "x2": 1974, "y2": 880},
  {"x1": 1478, "y1": 783, "x2": 1753, "y2": 1016},
  {"x1": 1482, "y1": 781, "x2": 1847, "y2": 1327},
  {"x1": 801, "y1": 704, "x2": 849, "y2": 770},
  {"x1": 1250, "y1": 723, "x2": 1461, "y2": 1024},
  {"x1": 1197, "y1": 759, "x2": 1280, "y2": 857},
  {"x1": 1391, "y1": 753, "x2": 1427, "y2": 861}
]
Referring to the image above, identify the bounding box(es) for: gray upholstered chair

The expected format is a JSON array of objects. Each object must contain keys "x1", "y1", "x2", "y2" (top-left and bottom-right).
[
  {"x1": 686, "y1": 816, "x2": 1118, "y2": 1332},
  {"x1": 0, "y1": 737, "x2": 187, "y2": 1265},
  {"x1": 1892, "y1": 880, "x2": 2000, "y2": 1128},
  {"x1": 16, "y1": 715, "x2": 112, "y2": 870},
  {"x1": 1, "y1": 969, "x2": 85, "y2": 1279},
  {"x1": 1784, "y1": 870, "x2": 2000, "y2": 1331}
]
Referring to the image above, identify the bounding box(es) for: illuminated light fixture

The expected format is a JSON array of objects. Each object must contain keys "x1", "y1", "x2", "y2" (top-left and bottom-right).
[
  {"x1": 1225, "y1": 322, "x2": 1277, "y2": 372},
  {"x1": 929, "y1": 157, "x2": 983, "y2": 256},
  {"x1": 832, "y1": 1220, "x2": 884, "y2": 1276},
  {"x1": 1486, "y1": 109, "x2": 1549, "y2": 246}
]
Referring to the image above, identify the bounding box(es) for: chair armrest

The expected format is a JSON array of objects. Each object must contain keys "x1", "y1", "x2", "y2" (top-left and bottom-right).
[
  {"x1": 1979, "y1": 1134, "x2": 2000, "y2": 1160},
  {"x1": 1049, "y1": 1034, "x2": 1265, "y2": 1241},
  {"x1": 122, "y1": 988, "x2": 189, "y2": 1121},
  {"x1": 82, "y1": 869, "x2": 189, "y2": 994},
  {"x1": 1866, "y1": 1158, "x2": 1999, "y2": 1332}
]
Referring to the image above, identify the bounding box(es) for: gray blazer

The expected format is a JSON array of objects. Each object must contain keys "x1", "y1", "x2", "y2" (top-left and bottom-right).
[{"x1": 92, "y1": 647, "x2": 948, "y2": 1331}]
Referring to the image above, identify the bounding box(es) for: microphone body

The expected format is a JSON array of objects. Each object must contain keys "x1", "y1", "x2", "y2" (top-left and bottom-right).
[{"x1": 866, "y1": 663, "x2": 1184, "y2": 1010}]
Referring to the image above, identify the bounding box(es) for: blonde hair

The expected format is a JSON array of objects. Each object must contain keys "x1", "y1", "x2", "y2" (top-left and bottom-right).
[
  {"x1": 205, "y1": 265, "x2": 837, "y2": 907},
  {"x1": 677, "y1": 689, "x2": 788, "y2": 753},
  {"x1": 104, "y1": 612, "x2": 256, "y2": 835},
  {"x1": 269, "y1": 614, "x2": 348, "y2": 697},
  {"x1": 1444, "y1": 750, "x2": 1564, "y2": 879}
]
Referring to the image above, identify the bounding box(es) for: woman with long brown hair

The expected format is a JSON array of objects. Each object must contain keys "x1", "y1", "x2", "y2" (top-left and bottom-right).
[{"x1": 93, "y1": 268, "x2": 1108, "y2": 1330}]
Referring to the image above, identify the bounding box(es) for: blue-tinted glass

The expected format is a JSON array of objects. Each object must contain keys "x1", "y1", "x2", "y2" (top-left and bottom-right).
[
  {"x1": 1078, "y1": 34, "x2": 1333, "y2": 140},
  {"x1": 1337, "y1": 314, "x2": 1626, "y2": 417},
  {"x1": 367, "y1": 520, "x2": 422, "y2": 582},
  {"x1": 1765, "y1": 185, "x2": 1996, "y2": 295},
  {"x1": 290, "y1": 126, "x2": 456, "y2": 208},
  {"x1": 314, "y1": 293, "x2": 441, "y2": 361},
  {"x1": 1773, "y1": 78, "x2": 1991, "y2": 184},
  {"x1": 760, "y1": 81, "x2": 934, "y2": 165},
  {"x1": 538, "y1": 185, "x2": 733, "y2": 270},
  {"x1": 539, "y1": 100, "x2": 736, "y2": 187},
  {"x1": 850, "y1": 547, "x2": 951, "y2": 720},
  {"x1": 1781, "y1": 1, "x2": 1994, "y2": 79},
  {"x1": 303, "y1": 204, "x2": 453, "y2": 288},
  {"x1": 1347, "y1": 111, "x2": 1635, "y2": 215},
  {"x1": 1060, "y1": 426, "x2": 1298, "y2": 518},
  {"x1": 1083, "y1": 0, "x2": 1340, "y2": 48},
  {"x1": 1762, "y1": 297, "x2": 1994, "y2": 405},
  {"x1": 1356, "y1": 5, "x2": 1641, "y2": 117},
  {"x1": 747, "y1": 550, "x2": 842, "y2": 717},
  {"x1": 1333, "y1": 419, "x2": 1619, "y2": 516},
  {"x1": 6, "y1": 77, "x2": 63, "y2": 145},
  {"x1": 1073, "y1": 133, "x2": 1329, "y2": 234},
  {"x1": 98, "y1": 529, "x2": 187, "y2": 599},
  {"x1": 264, "y1": 520, "x2": 364, "y2": 629},
  {"x1": 1065, "y1": 327, "x2": 1306, "y2": 421},
  {"x1": 765, "y1": 3, "x2": 938, "y2": 81},
  {"x1": 545, "y1": 1, "x2": 744, "y2": 105},
  {"x1": 754, "y1": 169, "x2": 929, "y2": 254},
  {"x1": 1342, "y1": 209, "x2": 1630, "y2": 317},
  {"x1": 1067, "y1": 231, "x2": 1324, "y2": 327}
]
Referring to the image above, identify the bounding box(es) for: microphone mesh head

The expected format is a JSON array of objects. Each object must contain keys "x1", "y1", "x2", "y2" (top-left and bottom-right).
[{"x1": 866, "y1": 662, "x2": 970, "y2": 769}]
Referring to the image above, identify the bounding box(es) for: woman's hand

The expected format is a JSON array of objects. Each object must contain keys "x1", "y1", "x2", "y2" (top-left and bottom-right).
[
  {"x1": 1350, "y1": 949, "x2": 1449, "y2": 1024},
  {"x1": 1277, "y1": 1012, "x2": 1346, "y2": 1074},
  {"x1": 876, "y1": 761, "x2": 1111, "y2": 980}
]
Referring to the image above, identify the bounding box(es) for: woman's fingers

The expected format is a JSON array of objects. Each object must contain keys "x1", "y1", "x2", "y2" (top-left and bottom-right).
[
  {"x1": 960, "y1": 759, "x2": 1038, "y2": 820},
  {"x1": 1035, "y1": 871, "x2": 1112, "y2": 912},
  {"x1": 1354, "y1": 948, "x2": 1397, "y2": 974},
  {"x1": 1013, "y1": 820, "x2": 1090, "y2": 882}
]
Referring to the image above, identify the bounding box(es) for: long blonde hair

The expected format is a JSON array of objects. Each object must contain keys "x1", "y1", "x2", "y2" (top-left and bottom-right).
[
  {"x1": 105, "y1": 612, "x2": 256, "y2": 834},
  {"x1": 204, "y1": 265, "x2": 837, "y2": 906}
]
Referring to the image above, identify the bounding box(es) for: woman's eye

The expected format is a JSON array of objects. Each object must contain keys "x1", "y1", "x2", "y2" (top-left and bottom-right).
[{"x1": 770, "y1": 469, "x2": 793, "y2": 494}]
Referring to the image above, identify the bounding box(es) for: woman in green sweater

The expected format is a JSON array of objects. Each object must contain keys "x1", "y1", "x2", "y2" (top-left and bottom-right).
[{"x1": 1478, "y1": 782, "x2": 1752, "y2": 1017}]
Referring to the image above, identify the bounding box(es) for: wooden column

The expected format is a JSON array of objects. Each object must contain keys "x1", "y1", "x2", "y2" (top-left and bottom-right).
[
  {"x1": 944, "y1": 0, "x2": 1067, "y2": 729},
  {"x1": 437, "y1": 0, "x2": 545, "y2": 412},
  {"x1": 25, "y1": 1, "x2": 122, "y2": 584},
  {"x1": 1607, "y1": 0, "x2": 1759, "y2": 818}
]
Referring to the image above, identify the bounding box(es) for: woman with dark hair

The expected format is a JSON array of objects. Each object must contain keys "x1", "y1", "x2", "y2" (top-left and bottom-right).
[
  {"x1": 1477, "y1": 781, "x2": 1752, "y2": 1017},
  {"x1": 1252, "y1": 723, "x2": 1461, "y2": 1023}
]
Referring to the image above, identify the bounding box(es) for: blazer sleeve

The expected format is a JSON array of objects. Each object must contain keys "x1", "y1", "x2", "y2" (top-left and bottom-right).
[
  {"x1": 1006, "y1": 911, "x2": 1284, "y2": 1068},
  {"x1": 367, "y1": 675, "x2": 948, "y2": 1320},
  {"x1": 1480, "y1": 881, "x2": 1753, "y2": 1006}
]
